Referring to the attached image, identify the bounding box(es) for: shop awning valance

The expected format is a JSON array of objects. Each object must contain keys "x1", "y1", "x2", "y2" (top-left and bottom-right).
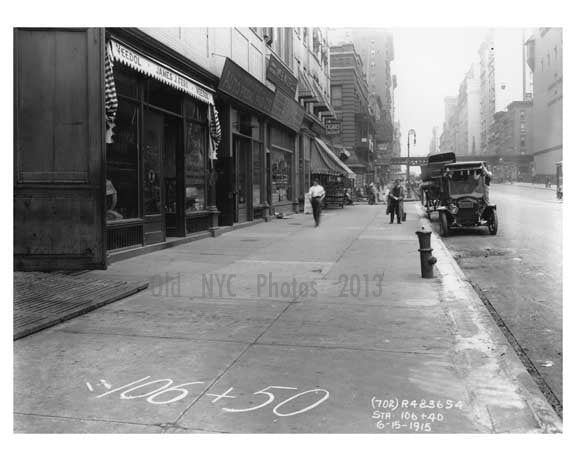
[
  {"x1": 314, "y1": 138, "x2": 356, "y2": 180},
  {"x1": 109, "y1": 39, "x2": 215, "y2": 106}
]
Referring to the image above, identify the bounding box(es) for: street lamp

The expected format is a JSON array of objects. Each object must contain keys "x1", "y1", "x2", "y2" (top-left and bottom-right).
[{"x1": 407, "y1": 129, "x2": 416, "y2": 197}]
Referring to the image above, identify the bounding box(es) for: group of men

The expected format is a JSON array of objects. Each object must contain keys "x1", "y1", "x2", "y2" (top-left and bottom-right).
[{"x1": 308, "y1": 179, "x2": 406, "y2": 227}]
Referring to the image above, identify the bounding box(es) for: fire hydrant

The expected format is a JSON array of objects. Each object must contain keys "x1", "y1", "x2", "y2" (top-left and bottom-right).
[{"x1": 415, "y1": 226, "x2": 437, "y2": 278}]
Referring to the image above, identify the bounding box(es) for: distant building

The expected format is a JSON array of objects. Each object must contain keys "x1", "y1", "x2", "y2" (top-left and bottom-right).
[
  {"x1": 478, "y1": 29, "x2": 525, "y2": 155},
  {"x1": 439, "y1": 97, "x2": 457, "y2": 152},
  {"x1": 329, "y1": 43, "x2": 376, "y2": 188},
  {"x1": 488, "y1": 100, "x2": 533, "y2": 180},
  {"x1": 328, "y1": 28, "x2": 395, "y2": 161},
  {"x1": 526, "y1": 28, "x2": 562, "y2": 177}
]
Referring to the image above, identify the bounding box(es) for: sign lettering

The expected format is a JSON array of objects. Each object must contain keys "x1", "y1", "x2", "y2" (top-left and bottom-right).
[{"x1": 109, "y1": 40, "x2": 214, "y2": 105}]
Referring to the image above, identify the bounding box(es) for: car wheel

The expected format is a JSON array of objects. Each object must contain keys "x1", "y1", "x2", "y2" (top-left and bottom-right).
[{"x1": 488, "y1": 210, "x2": 498, "y2": 235}]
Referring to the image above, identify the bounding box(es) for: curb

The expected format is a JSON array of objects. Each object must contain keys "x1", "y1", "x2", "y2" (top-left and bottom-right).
[{"x1": 410, "y1": 202, "x2": 562, "y2": 433}]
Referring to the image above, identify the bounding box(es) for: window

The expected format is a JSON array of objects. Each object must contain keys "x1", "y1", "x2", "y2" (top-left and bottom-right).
[
  {"x1": 106, "y1": 100, "x2": 139, "y2": 221},
  {"x1": 547, "y1": 52, "x2": 551, "y2": 67},
  {"x1": 184, "y1": 119, "x2": 207, "y2": 212},
  {"x1": 541, "y1": 58, "x2": 544, "y2": 72},
  {"x1": 253, "y1": 141, "x2": 262, "y2": 204},
  {"x1": 331, "y1": 85, "x2": 343, "y2": 108},
  {"x1": 555, "y1": 46, "x2": 558, "y2": 60},
  {"x1": 270, "y1": 149, "x2": 292, "y2": 203},
  {"x1": 520, "y1": 122, "x2": 526, "y2": 132},
  {"x1": 520, "y1": 137, "x2": 526, "y2": 148},
  {"x1": 520, "y1": 111, "x2": 525, "y2": 120}
]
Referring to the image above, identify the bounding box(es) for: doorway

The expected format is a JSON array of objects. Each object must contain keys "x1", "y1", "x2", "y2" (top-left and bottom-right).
[
  {"x1": 142, "y1": 109, "x2": 165, "y2": 245},
  {"x1": 234, "y1": 135, "x2": 252, "y2": 223}
]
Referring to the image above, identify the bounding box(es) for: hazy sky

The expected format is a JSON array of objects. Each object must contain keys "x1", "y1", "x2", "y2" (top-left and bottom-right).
[{"x1": 392, "y1": 28, "x2": 489, "y2": 157}]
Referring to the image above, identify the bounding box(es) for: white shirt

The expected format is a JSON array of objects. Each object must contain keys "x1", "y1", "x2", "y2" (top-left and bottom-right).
[{"x1": 309, "y1": 184, "x2": 325, "y2": 198}]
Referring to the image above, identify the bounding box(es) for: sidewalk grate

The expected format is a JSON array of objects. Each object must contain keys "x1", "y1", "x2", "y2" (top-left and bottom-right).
[{"x1": 14, "y1": 272, "x2": 149, "y2": 340}]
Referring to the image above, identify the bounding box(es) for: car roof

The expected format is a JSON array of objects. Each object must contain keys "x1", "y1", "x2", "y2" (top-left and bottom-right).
[{"x1": 443, "y1": 161, "x2": 485, "y2": 170}]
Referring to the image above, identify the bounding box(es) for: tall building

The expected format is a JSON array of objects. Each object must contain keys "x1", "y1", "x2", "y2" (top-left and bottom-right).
[
  {"x1": 439, "y1": 97, "x2": 457, "y2": 152},
  {"x1": 328, "y1": 28, "x2": 395, "y2": 157},
  {"x1": 526, "y1": 28, "x2": 562, "y2": 177},
  {"x1": 329, "y1": 43, "x2": 376, "y2": 188},
  {"x1": 478, "y1": 29, "x2": 525, "y2": 155}
]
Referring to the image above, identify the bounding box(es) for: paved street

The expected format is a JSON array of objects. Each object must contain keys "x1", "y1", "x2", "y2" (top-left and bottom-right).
[
  {"x1": 14, "y1": 203, "x2": 560, "y2": 433},
  {"x1": 430, "y1": 183, "x2": 562, "y2": 410}
]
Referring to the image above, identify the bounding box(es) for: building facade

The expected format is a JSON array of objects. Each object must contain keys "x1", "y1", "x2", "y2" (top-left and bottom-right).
[
  {"x1": 329, "y1": 43, "x2": 376, "y2": 189},
  {"x1": 328, "y1": 28, "x2": 395, "y2": 183},
  {"x1": 14, "y1": 27, "x2": 343, "y2": 271},
  {"x1": 478, "y1": 29, "x2": 525, "y2": 156},
  {"x1": 526, "y1": 28, "x2": 562, "y2": 177}
]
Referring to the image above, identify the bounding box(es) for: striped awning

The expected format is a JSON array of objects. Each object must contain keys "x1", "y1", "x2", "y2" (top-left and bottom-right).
[
  {"x1": 208, "y1": 104, "x2": 222, "y2": 160},
  {"x1": 107, "y1": 39, "x2": 221, "y2": 159},
  {"x1": 104, "y1": 42, "x2": 118, "y2": 144},
  {"x1": 109, "y1": 39, "x2": 215, "y2": 106}
]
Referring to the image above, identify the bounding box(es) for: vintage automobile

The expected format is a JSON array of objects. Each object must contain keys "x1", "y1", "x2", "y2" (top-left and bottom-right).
[
  {"x1": 436, "y1": 161, "x2": 498, "y2": 236},
  {"x1": 420, "y1": 151, "x2": 456, "y2": 218}
]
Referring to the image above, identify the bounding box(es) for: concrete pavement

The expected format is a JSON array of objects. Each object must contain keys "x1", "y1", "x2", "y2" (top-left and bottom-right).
[{"x1": 13, "y1": 203, "x2": 562, "y2": 433}]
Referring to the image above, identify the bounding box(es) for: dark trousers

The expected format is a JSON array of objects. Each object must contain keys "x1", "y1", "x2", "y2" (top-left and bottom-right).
[
  {"x1": 311, "y1": 197, "x2": 322, "y2": 226},
  {"x1": 389, "y1": 200, "x2": 401, "y2": 223}
]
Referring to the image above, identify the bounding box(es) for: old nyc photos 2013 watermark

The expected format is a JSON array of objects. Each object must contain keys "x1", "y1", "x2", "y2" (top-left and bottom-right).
[{"x1": 149, "y1": 272, "x2": 387, "y2": 299}]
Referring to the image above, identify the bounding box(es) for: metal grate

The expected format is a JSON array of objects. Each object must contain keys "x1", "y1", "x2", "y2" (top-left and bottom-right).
[
  {"x1": 14, "y1": 272, "x2": 148, "y2": 339},
  {"x1": 107, "y1": 225, "x2": 143, "y2": 251},
  {"x1": 186, "y1": 215, "x2": 211, "y2": 234}
]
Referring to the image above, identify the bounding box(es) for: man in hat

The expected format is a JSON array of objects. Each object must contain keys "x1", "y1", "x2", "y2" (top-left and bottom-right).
[{"x1": 388, "y1": 179, "x2": 404, "y2": 224}]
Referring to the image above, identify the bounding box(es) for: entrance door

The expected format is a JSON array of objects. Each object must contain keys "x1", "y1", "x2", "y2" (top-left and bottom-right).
[
  {"x1": 234, "y1": 136, "x2": 251, "y2": 223},
  {"x1": 142, "y1": 109, "x2": 165, "y2": 245}
]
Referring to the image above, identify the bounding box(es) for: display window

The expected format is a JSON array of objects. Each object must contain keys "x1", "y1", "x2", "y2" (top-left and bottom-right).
[
  {"x1": 106, "y1": 99, "x2": 139, "y2": 221},
  {"x1": 185, "y1": 120, "x2": 207, "y2": 212},
  {"x1": 270, "y1": 149, "x2": 292, "y2": 203}
]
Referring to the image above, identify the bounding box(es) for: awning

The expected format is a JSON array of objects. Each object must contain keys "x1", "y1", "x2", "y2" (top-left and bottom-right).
[
  {"x1": 314, "y1": 138, "x2": 356, "y2": 180},
  {"x1": 298, "y1": 70, "x2": 317, "y2": 102},
  {"x1": 109, "y1": 39, "x2": 215, "y2": 106}
]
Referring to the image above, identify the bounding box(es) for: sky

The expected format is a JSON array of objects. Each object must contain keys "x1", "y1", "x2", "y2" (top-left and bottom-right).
[{"x1": 391, "y1": 28, "x2": 489, "y2": 157}]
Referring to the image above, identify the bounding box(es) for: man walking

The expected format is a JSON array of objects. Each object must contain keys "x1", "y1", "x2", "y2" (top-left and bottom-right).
[
  {"x1": 388, "y1": 179, "x2": 404, "y2": 224},
  {"x1": 309, "y1": 180, "x2": 326, "y2": 227}
]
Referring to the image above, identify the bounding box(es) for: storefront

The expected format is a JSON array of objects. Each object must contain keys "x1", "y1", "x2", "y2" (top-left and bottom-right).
[
  {"x1": 216, "y1": 58, "x2": 304, "y2": 224},
  {"x1": 13, "y1": 28, "x2": 222, "y2": 271},
  {"x1": 105, "y1": 37, "x2": 221, "y2": 251}
]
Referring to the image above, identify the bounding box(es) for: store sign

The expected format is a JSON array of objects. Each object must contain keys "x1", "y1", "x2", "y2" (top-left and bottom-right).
[
  {"x1": 218, "y1": 58, "x2": 275, "y2": 116},
  {"x1": 325, "y1": 120, "x2": 341, "y2": 135},
  {"x1": 270, "y1": 89, "x2": 305, "y2": 133},
  {"x1": 109, "y1": 40, "x2": 214, "y2": 105},
  {"x1": 266, "y1": 54, "x2": 298, "y2": 97}
]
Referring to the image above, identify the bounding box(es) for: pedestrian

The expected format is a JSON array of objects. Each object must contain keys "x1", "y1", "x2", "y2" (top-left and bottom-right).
[
  {"x1": 308, "y1": 179, "x2": 326, "y2": 227},
  {"x1": 388, "y1": 179, "x2": 404, "y2": 224}
]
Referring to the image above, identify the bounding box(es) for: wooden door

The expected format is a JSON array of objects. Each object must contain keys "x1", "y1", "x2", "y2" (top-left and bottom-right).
[{"x1": 14, "y1": 28, "x2": 106, "y2": 271}]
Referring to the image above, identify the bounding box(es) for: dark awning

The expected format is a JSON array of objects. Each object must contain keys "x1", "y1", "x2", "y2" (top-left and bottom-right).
[{"x1": 315, "y1": 138, "x2": 356, "y2": 179}]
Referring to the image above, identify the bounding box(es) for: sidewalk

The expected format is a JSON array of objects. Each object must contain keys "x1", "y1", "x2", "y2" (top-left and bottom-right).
[{"x1": 13, "y1": 204, "x2": 562, "y2": 433}]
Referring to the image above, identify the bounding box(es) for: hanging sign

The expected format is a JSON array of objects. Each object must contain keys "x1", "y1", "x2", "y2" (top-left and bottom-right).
[{"x1": 109, "y1": 39, "x2": 214, "y2": 105}]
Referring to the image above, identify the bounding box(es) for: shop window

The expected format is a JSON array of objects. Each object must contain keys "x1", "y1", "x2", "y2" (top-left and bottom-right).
[
  {"x1": 271, "y1": 149, "x2": 292, "y2": 203},
  {"x1": 106, "y1": 100, "x2": 139, "y2": 221},
  {"x1": 115, "y1": 64, "x2": 139, "y2": 99},
  {"x1": 253, "y1": 141, "x2": 263, "y2": 204},
  {"x1": 184, "y1": 98, "x2": 208, "y2": 122},
  {"x1": 184, "y1": 120, "x2": 207, "y2": 212},
  {"x1": 144, "y1": 78, "x2": 181, "y2": 113}
]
